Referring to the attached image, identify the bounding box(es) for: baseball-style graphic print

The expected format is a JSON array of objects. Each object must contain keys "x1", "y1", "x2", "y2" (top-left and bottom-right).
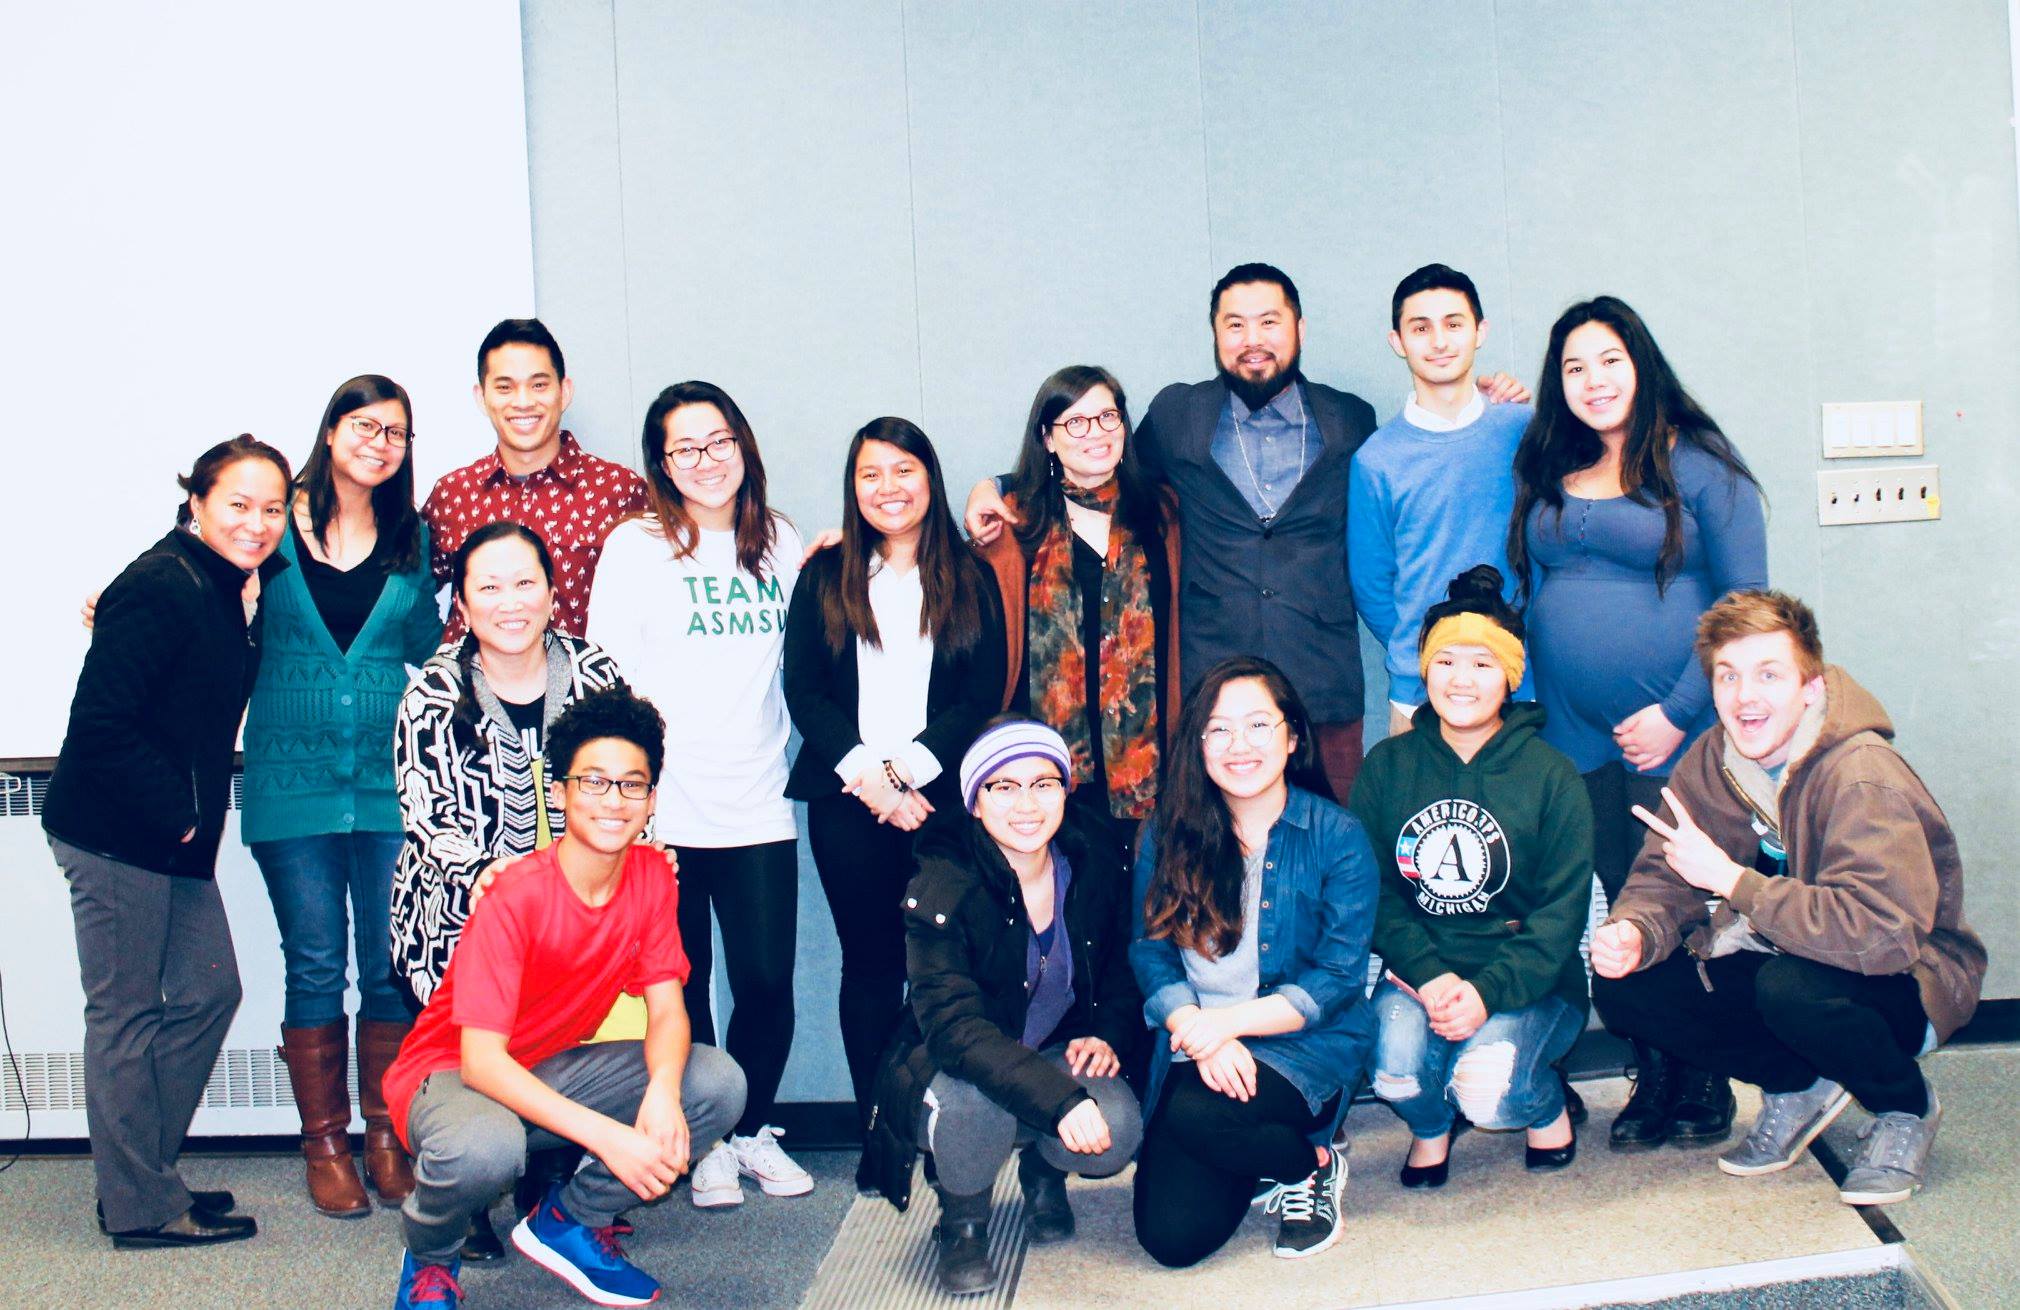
[
  {"x1": 423, "y1": 431, "x2": 649, "y2": 640},
  {"x1": 1395, "y1": 798, "x2": 1512, "y2": 915}
]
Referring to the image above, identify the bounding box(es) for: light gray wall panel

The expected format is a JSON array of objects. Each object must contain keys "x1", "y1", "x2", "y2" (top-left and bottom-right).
[
  {"x1": 903, "y1": 0, "x2": 1210, "y2": 499},
  {"x1": 1793, "y1": 0, "x2": 2020, "y2": 994}
]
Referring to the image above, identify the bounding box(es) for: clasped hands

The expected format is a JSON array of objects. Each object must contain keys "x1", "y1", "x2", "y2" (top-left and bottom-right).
[
  {"x1": 846, "y1": 761, "x2": 934, "y2": 830},
  {"x1": 1402, "y1": 973, "x2": 1488, "y2": 1042},
  {"x1": 599, "y1": 1080, "x2": 691, "y2": 1202}
]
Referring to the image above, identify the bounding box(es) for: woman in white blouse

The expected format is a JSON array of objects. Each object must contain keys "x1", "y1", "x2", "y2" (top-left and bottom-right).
[{"x1": 783, "y1": 417, "x2": 1006, "y2": 1132}]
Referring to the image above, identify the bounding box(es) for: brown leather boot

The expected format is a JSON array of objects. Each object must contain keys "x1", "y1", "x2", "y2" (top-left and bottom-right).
[
  {"x1": 277, "y1": 1021, "x2": 371, "y2": 1218},
  {"x1": 356, "y1": 1018, "x2": 418, "y2": 1201}
]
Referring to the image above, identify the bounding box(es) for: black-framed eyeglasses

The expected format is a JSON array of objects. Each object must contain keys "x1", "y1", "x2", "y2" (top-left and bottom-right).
[
  {"x1": 1050, "y1": 409, "x2": 1124, "y2": 440},
  {"x1": 561, "y1": 774, "x2": 653, "y2": 800},
  {"x1": 663, "y1": 434, "x2": 738, "y2": 470},
  {"x1": 978, "y1": 776, "x2": 1067, "y2": 810},
  {"x1": 349, "y1": 416, "x2": 413, "y2": 447},
  {"x1": 1201, "y1": 716, "x2": 1286, "y2": 756}
]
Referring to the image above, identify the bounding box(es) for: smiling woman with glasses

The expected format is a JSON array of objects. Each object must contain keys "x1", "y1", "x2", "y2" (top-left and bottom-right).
[
  {"x1": 857, "y1": 717, "x2": 1143, "y2": 1296},
  {"x1": 1129, "y1": 655, "x2": 1379, "y2": 1269},
  {"x1": 586, "y1": 378, "x2": 815, "y2": 1203},
  {"x1": 975, "y1": 365, "x2": 1182, "y2": 869}
]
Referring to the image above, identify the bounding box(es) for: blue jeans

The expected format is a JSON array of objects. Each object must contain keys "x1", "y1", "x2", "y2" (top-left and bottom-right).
[
  {"x1": 1370, "y1": 982, "x2": 1582, "y2": 1138},
  {"x1": 250, "y1": 832, "x2": 407, "y2": 1027}
]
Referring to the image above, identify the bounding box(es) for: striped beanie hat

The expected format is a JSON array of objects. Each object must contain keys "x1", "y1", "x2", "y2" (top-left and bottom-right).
[{"x1": 959, "y1": 719, "x2": 1073, "y2": 812}]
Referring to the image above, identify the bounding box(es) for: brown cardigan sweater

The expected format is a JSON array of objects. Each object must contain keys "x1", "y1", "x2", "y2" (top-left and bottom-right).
[
  {"x1": 976, "y1": 489, "x2": 1184, "y2": 727},
  {"x1": 1608, "y1": 667, "x2": 1986, "y2": 1042}
]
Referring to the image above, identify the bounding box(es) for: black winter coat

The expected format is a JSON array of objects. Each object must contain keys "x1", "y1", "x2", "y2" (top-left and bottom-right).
[
  {"x1": 858, "y1": 810, "x2": 1141, "y2": 1207},
  {"x1": 45, "y1": 527, "x2": 285, "y2": 879}
]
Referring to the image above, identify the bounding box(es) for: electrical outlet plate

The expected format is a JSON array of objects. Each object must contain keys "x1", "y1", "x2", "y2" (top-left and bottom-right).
[
  {"x1": 1821, "y1": 400, "x2": 1924, "y2": 457},
  {"x1": 1816, "y1": 464, "x2": 1941, "y2": 525}
]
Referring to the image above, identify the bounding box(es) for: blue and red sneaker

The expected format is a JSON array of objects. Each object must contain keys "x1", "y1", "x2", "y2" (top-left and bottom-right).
[
  {"x1": 510, "y1": 1181, "x2": 660, "y2": 1306},
  {"x1": 392, "y1": 1251, "x2": 463, "y2": 1308}
]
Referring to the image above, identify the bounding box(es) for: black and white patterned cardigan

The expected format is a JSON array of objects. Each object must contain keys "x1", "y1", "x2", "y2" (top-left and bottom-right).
[{"x1": 388, "y1": 631, "x2": 625, "y2": 1003}]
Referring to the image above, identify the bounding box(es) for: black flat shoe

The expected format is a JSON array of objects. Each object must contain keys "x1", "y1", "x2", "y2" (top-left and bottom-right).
[
  {"x1": 1399, "y1": 1123, "x2": 1463, "y2": 1189},
  {"x1": 462, "y1": 1207, "x2": 505, "y2": 1263},
  {"x1": 110, "y1": 1207, "x2": 257, "y2": 1249},
  {"x1": 1525, "y1": 1120, "x2": 1578, "y2": 1172},
  {"x1": 97, "y1": 1191, "x2": 236, "y2": 1233}
]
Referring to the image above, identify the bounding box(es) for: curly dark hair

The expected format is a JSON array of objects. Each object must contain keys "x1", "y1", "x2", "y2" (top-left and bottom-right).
[{"x1": 545, "y1": 687, "x2": 667, "y2": 785}]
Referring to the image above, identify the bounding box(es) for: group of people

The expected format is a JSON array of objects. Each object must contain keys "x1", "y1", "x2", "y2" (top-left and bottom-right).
[{"x1": 44, "y1": 261, "x2": 1985, "y2": 1308}]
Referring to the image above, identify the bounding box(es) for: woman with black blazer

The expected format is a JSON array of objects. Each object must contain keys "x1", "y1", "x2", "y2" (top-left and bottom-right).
[
  {"x1": 858, "y1": 718, "x2": 1142, "y2": 1296},
  {"x1": 44, "y1": 435, "x2": 293, "y2": 1249},
  {"x1": 784, "y1": 417, "x2": 1007, "y2": 1132}
]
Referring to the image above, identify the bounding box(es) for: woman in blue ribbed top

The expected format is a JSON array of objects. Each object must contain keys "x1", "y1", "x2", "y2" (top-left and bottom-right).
[
  {"x1": 242, "y1": 375, "x2": 443, "y2": 1219},
  {"x1": 1507, "y1": 298, "x2": 1765, "y2": 1151}
]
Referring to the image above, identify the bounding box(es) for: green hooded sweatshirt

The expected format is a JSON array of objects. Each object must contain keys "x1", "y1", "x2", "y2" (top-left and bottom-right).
[{"x1": 1351, "y1": 701, "x2": 1595, "y2": 1018}]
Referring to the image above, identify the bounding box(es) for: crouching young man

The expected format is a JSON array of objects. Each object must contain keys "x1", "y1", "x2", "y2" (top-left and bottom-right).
[
  {"x1": 383, "y1": 689, "x2": 747, "y2": 1307},
  {"x1": 1590, "y1": 591, "x2": 1984, "y2": 1206}
]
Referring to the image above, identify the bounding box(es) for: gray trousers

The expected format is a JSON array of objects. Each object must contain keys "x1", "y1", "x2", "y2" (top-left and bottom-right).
[
  {"x1": 402, "y1": 1041, "x2": 746, "y2": 1263},
  {"x1": 919, "y1": 1046, "x2": 1143, "y2": 1198},
  {"x1": 53, "y1": 838, "x2": 244, "y2": 1232}
]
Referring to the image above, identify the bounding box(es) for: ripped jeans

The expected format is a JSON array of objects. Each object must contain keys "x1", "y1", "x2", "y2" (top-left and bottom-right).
[{"x1": 1370, "y1": 983, "x2": 1582, "y2": 1139}]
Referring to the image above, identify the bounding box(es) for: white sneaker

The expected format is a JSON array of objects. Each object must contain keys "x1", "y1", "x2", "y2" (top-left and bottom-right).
[
  {"x1": 691, "y1": 1141, "x2": 744, "y2": 1208},
  {"x1": 730, "y1": 1125, "x2": 815, "y2": 1197}
]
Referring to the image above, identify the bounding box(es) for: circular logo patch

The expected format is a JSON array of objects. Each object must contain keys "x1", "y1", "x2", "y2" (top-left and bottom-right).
[{"x1": 1395, "y1": 799, "x2": 1511, "y2": 915}]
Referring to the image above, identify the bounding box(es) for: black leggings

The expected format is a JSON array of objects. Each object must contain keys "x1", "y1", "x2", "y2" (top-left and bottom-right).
[
  {"x1": 675, "y1": 839, "x2": 799, "y2": 1136},
  {"x1": 1594, "y1": 949, "x2": 1930, "y2": 1115},
  {"x1": 1133, "y1": 1059, "x2": 1333, "y2": 1269},
  {"x1": 806, "y1": 794, "x2": 919, "y2": 1134}
]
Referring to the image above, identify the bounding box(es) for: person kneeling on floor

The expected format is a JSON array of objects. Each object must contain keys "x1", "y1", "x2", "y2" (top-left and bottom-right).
[
  {"x1": 859, "y1": 717, "x2": 1144, "y2": 1296},
  {"x1": 1590, "y1": 590, "x2": 1984, "y2": 1206},
  {"x1": 383, "y1": 688, "x2": 748, "y2": 1308}
]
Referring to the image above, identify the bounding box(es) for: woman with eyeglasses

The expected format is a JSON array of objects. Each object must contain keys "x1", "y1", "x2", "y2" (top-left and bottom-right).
[
  {"x1": 973, "y1": 367, "x2": 1180, "y2": 866},
  {"x1": 783, "y1": 417, "x2": 1007, "y2": 1135},
  {"x1": 1129, "y1": 656, "x2": 1378, "y2": 1268},
  {"x1": 858, "y1": 718, "x2": 1143, "y2": 1295},
  {"x1": 586, "y1": 380, "x2": 813, "y2": 1204},
  {"x1": 388, "y1": 520, "x2": 623, "y2": 1258},
  {"x1": 226, "y1": 377, "x2": 444, "y2": 1220}
]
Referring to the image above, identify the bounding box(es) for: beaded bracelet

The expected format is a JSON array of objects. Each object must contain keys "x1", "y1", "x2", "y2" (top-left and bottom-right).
[{"x1": 883, "y1": 759, "x2": 910, "y2": 793}]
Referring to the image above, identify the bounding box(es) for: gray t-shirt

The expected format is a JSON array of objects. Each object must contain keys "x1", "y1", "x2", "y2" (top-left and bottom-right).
[{"x1": 1180, "y1": 846, "x2": 1266, "y2": 1025}]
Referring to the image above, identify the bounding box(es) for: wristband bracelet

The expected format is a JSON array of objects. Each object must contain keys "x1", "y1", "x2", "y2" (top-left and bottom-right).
[{"x1": 883, "y1": 760, "x2": 910, "y2": 793}]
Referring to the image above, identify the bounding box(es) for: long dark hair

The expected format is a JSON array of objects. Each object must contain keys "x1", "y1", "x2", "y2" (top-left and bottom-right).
[
  {"x1": 820, "y1": 417, "x2": 985, "y2": 656},
  {"x1": 1507, "y1": 296, "x2": 1759, "y2": 598},
  {"x1": 1004, "y1": 365, "x2": 1163, "y2": 552},
  {"x1": 637, "y1": 380, "x2": 781, "y2": 578},
  {"x1": 176, "y1": 435, "x2": 293, "y2": 525},
  {"x1": 296, "y1": 374, "x2": 423, "y2": 573},
  {"x1": 448, "y1": 522, "x2": 556, "y2": 754},
  {"x1": 1142, "y1": 656, "x2": 1325, "y2": 958}
]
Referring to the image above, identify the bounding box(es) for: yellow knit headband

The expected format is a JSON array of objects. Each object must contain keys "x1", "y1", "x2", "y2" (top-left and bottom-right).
[{"x1": 1419, "y1": 613, "x2": 1526, "y2": 690}]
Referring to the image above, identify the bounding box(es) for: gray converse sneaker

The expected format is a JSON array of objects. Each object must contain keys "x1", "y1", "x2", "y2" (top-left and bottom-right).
[
  {"x1": 1718, "y1": 1079, "x2": 1852, "y2": 1177},
  {"x1": 1840, "y1": 1086, "x2": 1942, "y2": 1206}
]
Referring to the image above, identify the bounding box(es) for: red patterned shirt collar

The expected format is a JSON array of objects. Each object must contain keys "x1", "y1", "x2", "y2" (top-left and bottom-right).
[{"x1": 478, "y1": 431, "x2": 586, "y2": 489}]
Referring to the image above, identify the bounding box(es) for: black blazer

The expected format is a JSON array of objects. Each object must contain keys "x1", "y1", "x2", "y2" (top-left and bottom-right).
[
  {"x1": 782, "y1": 547, "x2": 1008, "y2": 812},
  {"x1": 1135, "y1": 376, "x2": 1377, "y2": 722},
  {"x1": 45, "y1": 527, "x2": 288, "y2": 879}
]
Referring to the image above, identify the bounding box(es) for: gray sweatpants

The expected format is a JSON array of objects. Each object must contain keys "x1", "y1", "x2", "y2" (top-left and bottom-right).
[
  {"x1": 53, "y1": 838, "x2": 243, "y2": 1233},
  {"x1": 918, "y1": 1046, "x2": 1143, "y2": 1198},
  {"x1": 401, "y1": 1041, "x2": 746, "y2": 1263}
]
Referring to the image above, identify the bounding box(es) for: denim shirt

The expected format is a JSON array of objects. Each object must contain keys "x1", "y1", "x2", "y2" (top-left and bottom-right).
[{"x1": 1130, "y1": 786, "x2": 1379, "y2": 1129}]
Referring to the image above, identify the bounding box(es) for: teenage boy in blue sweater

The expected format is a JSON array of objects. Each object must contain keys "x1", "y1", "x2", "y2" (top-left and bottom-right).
[{"x1": 1349, "y1": 265, "x2": 1534, "y2": 737}]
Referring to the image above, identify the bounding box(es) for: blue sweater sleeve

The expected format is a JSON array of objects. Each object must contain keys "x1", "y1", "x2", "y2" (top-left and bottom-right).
[
  {"x1": 1347, "y1": 454, "x2": 1400, "y2": 650},
  {"x1": 1658, "y1": 453, "x2": 1769, "y2": 727}
]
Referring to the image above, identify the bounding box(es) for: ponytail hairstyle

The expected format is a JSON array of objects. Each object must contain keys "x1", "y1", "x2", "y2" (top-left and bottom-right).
[
  {"x1": 1003, "y1": 365, "x2": 1163, "y2": 552},
  {"x1": 297, "y1": 374, "x2": 423, "y2": 573},
  {"x1": 637, "y1": 380, "x2": 781, "y2": 579},
  {"x1": 1507, "y1": 296, "x2": 1760, "y2": 599},
  {"x1": 447, "y1": 521, "x2": 556, "y2": 755},
  {"x1": 176, "y1": 435, "x2": 293, "y2": 526},
  {"x1": 819, "y1": 417, "x2": 985, "y2": 657},
  {"x1": 1142, "y1": 656, "x2": 1325, "y2": 958}
]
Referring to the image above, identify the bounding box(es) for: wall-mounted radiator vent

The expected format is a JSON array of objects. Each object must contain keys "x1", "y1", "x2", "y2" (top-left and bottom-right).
[
  {"x1": 3, "y1": 1048, "x2": 356, "y2": 1113},
  {"x1": 0, "y1": 770, "x2": 244, "y2": 819}
]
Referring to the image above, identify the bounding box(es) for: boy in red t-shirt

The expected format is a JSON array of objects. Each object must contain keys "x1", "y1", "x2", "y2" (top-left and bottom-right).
[{"x1": 387, "y1": 689, "x2": 747, "y2": 1308}]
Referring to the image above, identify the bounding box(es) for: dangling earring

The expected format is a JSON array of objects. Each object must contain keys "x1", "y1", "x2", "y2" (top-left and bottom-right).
[
  {"x1": 189, "y1": 516, "x2": 203, "y2": 539},
  {"x1": 1048, "y1": 451, "x2": 1063, "y2": 484}
]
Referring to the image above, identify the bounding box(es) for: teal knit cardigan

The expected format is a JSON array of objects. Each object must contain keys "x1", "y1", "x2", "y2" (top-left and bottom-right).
[{"x1": 239, "y1": 522, "x2": 445, "y2": 844}]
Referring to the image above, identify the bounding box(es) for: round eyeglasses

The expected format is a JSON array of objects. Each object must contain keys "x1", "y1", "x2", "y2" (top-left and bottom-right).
[
  {"x1": 664, "y1": 435, "x2": 738, "y2": 470},
  {"x1": 978, "y1": 776, "x2": 1066, "y2": 809},
  {"x1": 1050, "y1": 409, "x2": 1124, "y2": 440},
  {"x1": 1201, "y1": 716, "x2": 1286, "y2": 756}
]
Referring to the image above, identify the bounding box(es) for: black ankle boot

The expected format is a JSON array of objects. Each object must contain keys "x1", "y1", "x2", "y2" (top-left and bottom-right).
[
  {"x1": 1018, "y1": 1150, "x2": 1074, "y2": 1244},
  {"x1": 933, "y1": 1186, "x2": 997, "y2": 1296},
  {"x1": 1609, "y1": 1041, "x2": 1676, "y2": 1152},
  {"x1": 1665, "y1": 1063, "x2": 1736, "y2": 1146},
  {"x1": 515, "y1": 1144, "x2": 585, "y2": 1217},
  {"x1": 462, "y1": 1206, "x2": 504, "y2": 1263}
]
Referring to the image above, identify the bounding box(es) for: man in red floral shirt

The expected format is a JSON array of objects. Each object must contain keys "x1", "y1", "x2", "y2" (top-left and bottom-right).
[{"x1": 426, "y1": 319, "x2": 647, "y2": 640}]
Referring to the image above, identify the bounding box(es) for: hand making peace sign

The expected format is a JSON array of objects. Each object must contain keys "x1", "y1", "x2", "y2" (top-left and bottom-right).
[{"x1": 1630, "y1": 787, "x2": 1745, "y2": 900}]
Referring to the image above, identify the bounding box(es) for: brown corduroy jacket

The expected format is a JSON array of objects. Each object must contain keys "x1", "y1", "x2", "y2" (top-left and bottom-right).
[{"x1": 1609, "y1": 666, "x2": 1986, "y2": 1041}]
